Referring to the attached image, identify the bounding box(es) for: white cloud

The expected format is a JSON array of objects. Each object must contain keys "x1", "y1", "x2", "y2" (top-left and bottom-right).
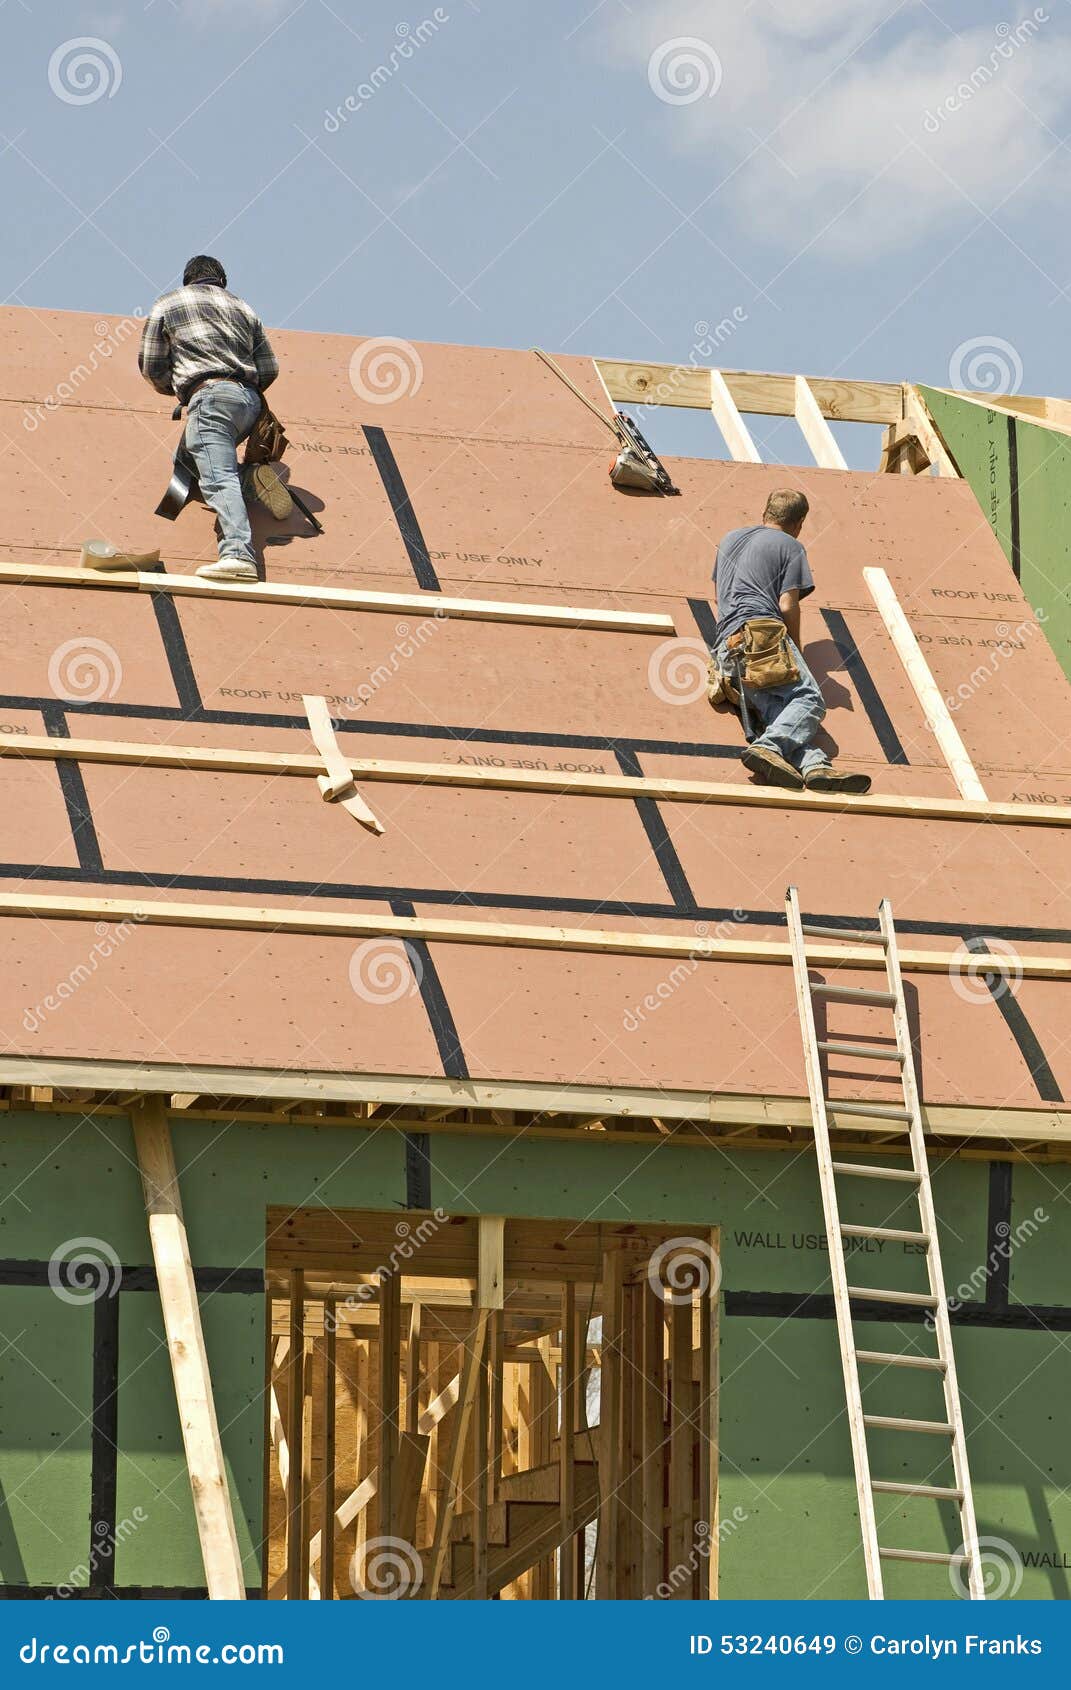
[{"x1": 607, "y1": 2, "x2": 1071, "y2": 255}]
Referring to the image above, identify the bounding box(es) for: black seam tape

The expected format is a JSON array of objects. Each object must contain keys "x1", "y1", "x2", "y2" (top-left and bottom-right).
[
  {"x1": 614, "y1": 745, "x2": 698, "y2": 912},
  {"x1": 362, "y1": 425, "x2": 440, "y2": 591},
  {"x1": 1007, "y1": 415, "x2": 1022, "y2": 581},
  {"x1": 821, "y1": 608, "x2": 910, "y2": 766},
  {"x1": 89, "y1": 1293, "x2": 120, "y2": 1592},
  {"x1": 965, "y1": 936, "x2": 1064, "y2": 1102},
  {"x1": 986, "y1": 1160, "x2": 1013, "y2": 1310},
  {"x1": 41, "y1": 703, "x2": 104, "y2": 874}
]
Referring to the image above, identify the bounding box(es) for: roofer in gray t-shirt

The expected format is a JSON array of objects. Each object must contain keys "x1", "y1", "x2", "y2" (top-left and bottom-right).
[{"x1": 712, "y1": 489, "x2": 871, "y2": 794}]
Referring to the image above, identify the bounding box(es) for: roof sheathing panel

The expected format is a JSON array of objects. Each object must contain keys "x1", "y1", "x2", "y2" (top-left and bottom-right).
[{"x1": 1, "y1": 307, "x2": 1070, "y2": 1118}]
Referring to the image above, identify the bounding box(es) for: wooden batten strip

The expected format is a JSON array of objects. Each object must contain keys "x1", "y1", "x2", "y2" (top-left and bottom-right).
[
  {"x1": 0, "y1": 888, "x2": 1062, "y2": 978},
  {"x1": 0, "y1": 560, "x2": 674, "y2": 636},
  {"x1": 2, "y1": 735, "x2": 1068, "y2": 829},
  {"x1": 864, "y1": 566, "x2": 988, "y2": 802}
]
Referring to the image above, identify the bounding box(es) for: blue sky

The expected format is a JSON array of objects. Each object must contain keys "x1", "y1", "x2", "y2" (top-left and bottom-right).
[{"x1": 4, "y1": 0, "x2": 1071, "y2": 464}]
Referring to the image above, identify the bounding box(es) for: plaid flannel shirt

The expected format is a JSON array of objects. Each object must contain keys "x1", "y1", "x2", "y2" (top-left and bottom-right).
[{"x1": 138, "y1": 282, "x2": 279, "y2": 402}]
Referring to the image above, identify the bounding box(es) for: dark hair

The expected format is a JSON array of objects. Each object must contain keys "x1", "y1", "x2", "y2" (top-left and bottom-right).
[
  {"x1": 763, "y1": 488, "x2": 809, "y2": 530},
  {"x1": 183, "y1": 254, "x2": 227, "y2": 288}
]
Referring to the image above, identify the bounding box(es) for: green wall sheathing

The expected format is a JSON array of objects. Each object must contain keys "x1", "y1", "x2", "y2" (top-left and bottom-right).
[
  {"x1": 2, "y1": 1111, "x2": 1070, "y2": 1598},
  {"x1": 921, "y1": 385, "x2": 1071, "y2": 684}
]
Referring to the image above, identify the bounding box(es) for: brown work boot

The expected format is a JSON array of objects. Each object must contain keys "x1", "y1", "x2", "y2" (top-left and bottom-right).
[
  {"x1": 245, "y1": 463, "x2": 293, "y2": 520},
  {"x1": 804, "y1": 765, "x2": 872, "y2": 795},
  {"x1": 741, "y1": 744, "x2": 804, "y2": 790}
]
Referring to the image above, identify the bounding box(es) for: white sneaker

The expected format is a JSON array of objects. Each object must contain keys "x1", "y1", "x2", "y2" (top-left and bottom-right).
[{"x1": 196, "y1": 559, "x2": 259, "y2": 582}]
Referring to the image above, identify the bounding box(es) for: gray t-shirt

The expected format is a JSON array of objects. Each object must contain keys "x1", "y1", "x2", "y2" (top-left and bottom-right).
[{"x1": 712, "y1": 525, "x2": 814, "y2": 643}]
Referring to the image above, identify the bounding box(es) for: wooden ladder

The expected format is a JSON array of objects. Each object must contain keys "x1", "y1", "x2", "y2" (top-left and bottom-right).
[{"x1": 785, "y1": 886, "x2": 984, "y2": 1600}]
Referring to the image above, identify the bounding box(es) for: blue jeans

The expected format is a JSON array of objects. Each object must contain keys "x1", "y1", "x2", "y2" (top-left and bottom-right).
[
  {"x1": 184, "y1": 380, "x2": 262, "y2": 563},
  {"x1": 717, "y1": 633, "x2": 831, "y2": 775}
]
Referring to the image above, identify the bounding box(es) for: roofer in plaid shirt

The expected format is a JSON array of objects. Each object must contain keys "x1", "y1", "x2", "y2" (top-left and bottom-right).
[{"x1": 139, "y1": 254, "x2": 292, "y2": 581}]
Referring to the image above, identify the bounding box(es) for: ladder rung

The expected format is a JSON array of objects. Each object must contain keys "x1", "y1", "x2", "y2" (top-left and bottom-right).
[
  {"x1": 841, "y1": 1224, "x2": 930, "y2": 1245},
  {"x1": 818, "y1": 1040, "x2": 904, "y2": 1063},
  {"x1": 873, "y1": 1480, "x2": 962, "y2": 1500},
  {"x1": 811, "y1": 983, "x2": 897, "y2": 1006},
  {"x1": 802, "y1": 923, "x2": 886, "y2": 945},
  {"x1": 864, "y1": 1414, "x2": 953, "y2": 1434},
  {"x1": 856, "y1": 1350, "x2": 946, "y2": 1372},
  {"x1": 847, "y1": 1286, "x2": 938, "y2": 1307},
  {"x1": 826, "y1": 1101, "x2": 913, "y2": 1122},
  {"x1": 878, "y1": 1546, "x2": 967, "y2": 1565},
  {"x1": 832, "y1": 1162, "x2": 919, "y2": 1183}
]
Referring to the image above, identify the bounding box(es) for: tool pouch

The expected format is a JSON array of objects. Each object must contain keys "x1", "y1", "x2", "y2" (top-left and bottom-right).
[
  {"x1": 609, "y1": 447, "x2": 661, "y2": 492},
  {"x1": 733, "y1": 618, "x2": 799, "y2": 691},
  {"x1": 707, "y1": 660, "x2": 739, "y2": 709},
  {"x1": 243, "y1": 402, "x2": 288, "y2": 466}
]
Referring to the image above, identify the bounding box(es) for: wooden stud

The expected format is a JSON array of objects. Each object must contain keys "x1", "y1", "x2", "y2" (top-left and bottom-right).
[
  {"x1": 427, "y1": 1310, "x2": 490, "y2": 1598},
  {"x1": 795, "y1": 375, "x2": 848, "y2": 470},
  {"x1": 130, "y1": 1099, "x2": 245, "y2": 1600},
  {"x1": 320, "y1": 1303, "x2": 337, "y2": 1599},
  {"x1": 902, "y1": 384, "x2": 958, "y2": 477},
  {"x1": 668, "y1": 1300, "x2": 694, "y2": 1596},
  {"x1": 710, "y1": 369, "x2": 762, "y2": 462},
  {"x1": 489, "y1": 1314, "x2": 504, "y2": 1507},
  {"x1": 405, "y1": 1300, "x2": 422, "y2": 1435},
  {"x1": 864, "y1": 565, "x2": 988, "y2": 802},
  {"x1": 596, "y1": 1249, "x2": 624, "y2": 1600},
  {"x1": 698, "y1": 1233, "x2": 720, "y2": 1600},
  {"x1": 285, "y1": 1271, "x2": 307, "y2": 1601},
  {"x1": 377, "y1": 1269, "x2": 402, "y2": 1544},
  {"x1": 473, "y1": 1338, "x2": 490, "y2": 1600},
  {"x1": 559, "y1": 1283, "x2": 578, "y2": 1599},
  {"x1": 477, "y1": 1216, "x2": 506, "y2": 1310},
  {"x1": 641, "y1": 1281, "x2": 667, "y2": 1599}
]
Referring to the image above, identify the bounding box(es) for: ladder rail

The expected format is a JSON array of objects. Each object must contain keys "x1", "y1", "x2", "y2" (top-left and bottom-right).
[
  {"x1": 877, "y1": 898, "x2": 985, "y2": 1600},
  {"x1": 785, "y1": 885, "x2": 884, "y2": 1598}
]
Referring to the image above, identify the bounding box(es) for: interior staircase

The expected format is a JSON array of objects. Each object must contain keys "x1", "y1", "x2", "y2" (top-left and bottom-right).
[{"x1": 418, "y1": 1447, "x2": 600, "y2": 1600}]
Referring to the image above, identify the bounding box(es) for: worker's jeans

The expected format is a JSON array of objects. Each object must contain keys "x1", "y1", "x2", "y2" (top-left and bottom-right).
[
  {"x1": 717, "y1": 635, "x2": 831, "y2": 775},
  {"x1": 184, "y1": 380, "x2": 262, "y2": 563}
]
